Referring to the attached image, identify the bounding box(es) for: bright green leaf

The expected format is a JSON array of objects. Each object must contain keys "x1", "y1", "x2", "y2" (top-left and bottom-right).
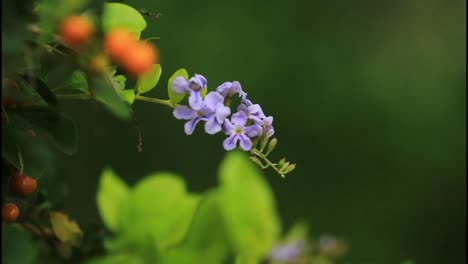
[
  {"x1": 97, "y1": 168, "x2": 130, "y2": 231},
  {"x1": 201, "y1": 86, "x2": 208, "y2": 98},
  {"x1": 167, "y1": 69, "x2": 189, "y2": 103},
  {"x1": 120, "y1": 90, "x2": 135, "y2": 104},
  {"x1": 114, "y1": 75, "x2": 127, "y2": 90},
  {"x1": 102, "y1": 3, "x2": 147, "y2": 37},
  {"x1": 218, "y1": 151, "x2": 281, "y2": 259},
  {"x1": 136, "y1": 64, "x2": 162, "y2": 94},
  {"x1": 86, "y1": 254, "x2": 145, "y2": 264},
  {"x1": 117, "y1": 173, "x2": 200, "y2": 250},
  {"x1": 182, "y1": 190, "x2": 231, "y2": 262}
]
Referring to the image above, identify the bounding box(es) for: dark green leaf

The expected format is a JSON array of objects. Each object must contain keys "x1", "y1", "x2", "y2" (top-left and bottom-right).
[
  {"x1": 90, "y1": 76, "x2": 131, "y2": 120},
  {"x1": 19, "y1": 74, "x2": 58, "y2": 106},
  {"x1": 2, "y1": 225, "x2": 38, "y2": 264}
]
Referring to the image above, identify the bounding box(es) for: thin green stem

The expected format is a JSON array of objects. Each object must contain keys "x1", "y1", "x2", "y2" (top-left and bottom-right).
[
  {"x1": 134, "y1": 95, "x2": 176, "y2": 108},
  {"x1": 251, "y1": 148, "x2": 285, "y2": 178},
  {"x1": 56, "y1": 93, "x2": 176, "y2": 108}
]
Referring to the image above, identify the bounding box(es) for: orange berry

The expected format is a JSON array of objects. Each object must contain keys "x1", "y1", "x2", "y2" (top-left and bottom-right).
[
  {"x1": 120, "y1": 41, "x2": 158, "y2": 77},
  {"x1": 2, "y1": 203, "x2": 19, "y2": 223},
  {"x1": 104, "y1": 29, "x2": 137, "y2": 62},
  {"x1": 11, "y1": 173, "x2": 37, "y2": 196},
  {"x1": 60, "y1": 15, "x2": 95, "y2": 48}
]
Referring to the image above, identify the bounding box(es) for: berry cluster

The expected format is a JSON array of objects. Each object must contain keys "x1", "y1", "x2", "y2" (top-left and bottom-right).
[
  {"x1": 2, "y1": 171, "x2": 37, "y2": 223},
  {"x1": 59, "y1": 15, "x2": 158, "y2": 77}
]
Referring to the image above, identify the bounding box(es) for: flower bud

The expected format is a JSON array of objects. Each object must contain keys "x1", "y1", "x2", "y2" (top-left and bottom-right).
[
  {"x1": 266, "y1": 138, "x2": 277, "y2": 155},
  {"x1": 249, "y1": 156, "x2": 264, "y2": 168}
]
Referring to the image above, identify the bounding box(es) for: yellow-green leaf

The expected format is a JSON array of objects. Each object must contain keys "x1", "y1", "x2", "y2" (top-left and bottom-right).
[{"x1": 50, "y1": 212, "x2": 83, "y2": 247}]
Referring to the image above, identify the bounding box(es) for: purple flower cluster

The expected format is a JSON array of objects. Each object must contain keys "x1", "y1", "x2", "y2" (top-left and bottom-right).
[{"x1": 172, "y1": 74, "x2": 274, "y2": 151}]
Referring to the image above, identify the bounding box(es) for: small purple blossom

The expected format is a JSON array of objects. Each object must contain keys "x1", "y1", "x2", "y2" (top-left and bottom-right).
[
  {"x1": 173, "y1": 92, "x2": 230, "y2": 135},
  {"x1": 270, "y1": 240, "x2": 305, "y2": 263},
  {"x1": 216, "y1": 81, "x2": 243, "y2": 98},
  {"x1": 222, "y1": 111, "x2": 262, "y2": 151},
  {"x1": 238, "y1": 101, "x2": 275, "y2": 137},
  {"x1": 172, "y1": 74, "x2": 208, "y2": 110}
]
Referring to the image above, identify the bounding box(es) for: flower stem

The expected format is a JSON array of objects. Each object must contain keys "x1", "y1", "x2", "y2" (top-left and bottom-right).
[
  {"x1": 251, "y1": 148, "x2": 285, "y2": 178},
  {"x1": 134, "y1": 95, "x2": 176, "y2": 108},
  {"x1": 56, "y1": 93, "x2": 176, "y2": 108}
]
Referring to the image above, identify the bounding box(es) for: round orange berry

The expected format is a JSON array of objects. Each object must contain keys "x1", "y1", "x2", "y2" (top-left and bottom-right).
[
  {"x1": 60, "y1": 15, "x2": 95, "y2": 48},
  {"x1": 104, "y1": 29, "x2": 137, "y2": 62},
  {"x1": 2, "y1": 203, "x2": 19, "y2": 223},
  {"x1": 120, "y1": 41, "x2": 158, "y2": 77},
  {"x1": 11, "y1": 173, "x2": 37, "y2": 196}
]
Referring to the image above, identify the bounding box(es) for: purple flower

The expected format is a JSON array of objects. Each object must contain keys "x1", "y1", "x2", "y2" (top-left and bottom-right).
[
  {"x1": 222, "y1": 111, "x2": 262, "y2": 151},
  {"x1": 270, "y1": 240, "x2": 305, "y2": 262},
  {"x1": 238, "y1": 103, "x2": 265, "y2": 123},
  {"x1": 172, "y1": 74, "x2": 208, "y2": 110},
  {"x1": 238, "y1": 102, "x2": 275, "y2": 137},
  {"x1": 173, "y1": 92, "x2": 230, "y2": 135},
  {"x1": 216, "y1": 81, "x2": 243, "y2": 98},
  {"x1": 261, "y1": 116, "x2": 275, "y2": 137}
]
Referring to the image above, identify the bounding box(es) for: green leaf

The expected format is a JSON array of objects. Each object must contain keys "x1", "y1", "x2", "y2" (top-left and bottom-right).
[
  {"x1": 120, "y1": 90, "x2": 135, "y2": 104},
  {"x1": 218, "y1": 151, "x2": 281, "y2": 259},
  {"x1": 102, "y1": 3, "x2": 147, "y2": 37},
  {"x1": 136, "y1": 64, "x2": 162, "y2": 95},
  {"x1": 114, "y1": 75, "x2": 127, "y2": 90},
  {"x1": 97, "y1": 168, "x2": 130, "y2": 231},
  {"x1": 161, "y1": 247, "x2": 215, "y2": 264},
  {"x1": 2, "y1": 113, "x2": 54, "y2": 178},
  {"x1": 167, "y1": 69, "x2": 189, "y2": 103},
  {"x1": 90, "y1": 76, "x2": 131, "y2": 120},
  {"x1": 50, "y1": 211, "x2": 83, "y2": 247},
  {"x1": 182, "y1": 190, "x2": 231, "y2": 262},
  {"x1": 11, "y1": 110, "x2": 78, "y2": 155},
  {"x1": 200, "y1": 86, "x2": 208, "y2": 98},
  {"x1": 86, "y1": 254, "x2": 145, "y2": 264},
  {"x1": 53, "y1": 70, "x2": 89, "y2": 93},
  {"x1": 44, "y1": 61, "x2": 77, "y2": 91},
  {"x1": 19, "y1": 74, "x2": 58, "y2": 106},
  {"x1": 2, "y1": 225, "x2": 38, "y2": 264},
  {"x1": 117, "y1": 173, "x2": 200, "y2": 250}
]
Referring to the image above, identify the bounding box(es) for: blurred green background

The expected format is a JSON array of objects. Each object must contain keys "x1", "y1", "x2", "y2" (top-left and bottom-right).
[{"x1": 58, "y1": 0, "x2": 465, "y2": 263}]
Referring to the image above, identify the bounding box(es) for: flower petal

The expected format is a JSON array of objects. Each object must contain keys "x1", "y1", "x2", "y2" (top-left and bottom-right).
[
  {"x1": 223, "y1": 134, "x2": 239, "y2": 151},
  {"x1": 222, "y1": 118, "x2": 234, "y2": 135},
  {"x1": 215, "y1": 104, "x2": 231, "y2": 123},
  {"x1": 239, "y1": 134, "x2": 253, "y2": 151},
  {"x1": 189, "y1": 74, "x2": 207, "y2": 90},
  {"x1": 188, "y1": 91, "x2": 203, "y2": 110},
  {"x1": 266, "y1": 126, "x2": 275, "y2": 137},
  {"x1": 173, "y1": 105, "x2": 196, "y2": 120},
  {"x1": 231, "y1": 111, "x2": 248, "y2": 126},
  {"x1": 205, "y1": 117, "x2": 222, "y2": 134},
  {"x1": 216, "y1": 82, "x2": 233, "y2": 97},
  {"x1": 204, "y1": 91, "x2": 224, "y2": 110},
  {"x1": 245, "y1": 124, "x2": 262, "y2": 137},
  {"x1": 184, "y1": 117, "x2": 201, "y2": 135},
  {"x1": 237, "y1": 103, "x2": 249, "y2": 115},
  {"x1": 232, "y1": 81, "x2": 243, "y2": 96},
  {"x1": 172, "y1": 76, "x2": 189, "y2": 94},
  {"x1": 263, "y1": 116, "x2": 273, "y2": 126}
]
